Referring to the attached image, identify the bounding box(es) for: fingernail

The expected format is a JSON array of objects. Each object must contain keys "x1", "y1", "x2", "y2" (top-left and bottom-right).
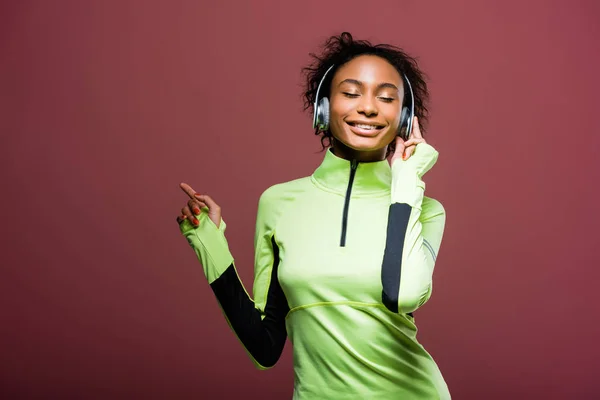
[
  {"x1": 193, "y1": 208, "x2": 200, "y2": 214},
  {"x1": 193, "y1": 219, "x2": 199, "y2": 225}
]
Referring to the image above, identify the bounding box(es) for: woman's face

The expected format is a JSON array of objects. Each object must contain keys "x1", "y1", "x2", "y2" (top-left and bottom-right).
[{"x1": 328, "y1": 55, "x2": 404, "y2": 161}]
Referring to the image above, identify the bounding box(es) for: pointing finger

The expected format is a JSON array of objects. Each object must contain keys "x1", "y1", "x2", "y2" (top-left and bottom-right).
[
  {"x1": 180, "y1": 182, "x2": 198, "y2": 199},
  {"x1": 412, "y1": 116, "x2": 423, "y2": 139}
]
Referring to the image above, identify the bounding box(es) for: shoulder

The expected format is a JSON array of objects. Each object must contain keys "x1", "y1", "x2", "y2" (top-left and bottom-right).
[
  {"x1": 256, "y1": 177, "x2": 312, "y2": 221},
  {"x1": 259, "y1": 176, "x2": 313, "y2": 205}
]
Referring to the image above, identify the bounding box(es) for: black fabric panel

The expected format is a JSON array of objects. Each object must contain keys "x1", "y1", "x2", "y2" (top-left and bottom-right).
[
  {"x1": 209, "y1": 236, "x2": 289, "y2": 368},
  {"x1": 340, "y1": 160, "x2": 358, "y2": 247},
  {"x1": 381, "y1": 203, "x2": 412, "y2": 313}
]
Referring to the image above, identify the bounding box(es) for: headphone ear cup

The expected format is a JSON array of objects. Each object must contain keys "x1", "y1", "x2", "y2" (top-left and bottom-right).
[
  {"x1": 317, "y1": 97, "x2": 330, "y2": 131},
  {"x1": 399, "y1": 106, "x2": 409, "y2": 138}
]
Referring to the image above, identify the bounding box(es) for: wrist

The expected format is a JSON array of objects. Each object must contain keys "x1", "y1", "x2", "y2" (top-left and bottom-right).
[
  {"x1": 391, "y1": 161, "x2": 425, "y2": 208},
  {"x1": 393, "y1": 142, "x2": 438, "y2": 178}
]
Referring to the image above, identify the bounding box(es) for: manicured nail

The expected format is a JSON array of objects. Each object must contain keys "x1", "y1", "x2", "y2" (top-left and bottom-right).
[
  {"x1": 193, "y1": 219, "x2": 199, "y2": 225},
  {"x1": 193, "y1": 208, "x2": 200, "y2": 214}
]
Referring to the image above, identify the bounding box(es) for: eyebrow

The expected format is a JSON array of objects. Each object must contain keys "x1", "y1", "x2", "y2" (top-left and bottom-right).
[{"x1": 338, "y1": 78, "x2": 400, "y2": 91}]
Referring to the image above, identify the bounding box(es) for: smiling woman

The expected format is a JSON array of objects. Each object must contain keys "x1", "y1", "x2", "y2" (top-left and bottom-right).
[
  {"x1": 303, "y1": 32, "x2": 430, "y2": 163},
  {"x1": 176, "y1": 32, "x2": 450, "y2": 399}
]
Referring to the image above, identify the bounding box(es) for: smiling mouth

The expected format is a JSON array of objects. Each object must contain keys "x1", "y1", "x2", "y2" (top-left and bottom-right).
[
  {"x1": 346, "y1": 121, "x2": 386, "y2": 136},
  {"x1": 346, "y1": 122, "x2": 385, "y2": 130}
]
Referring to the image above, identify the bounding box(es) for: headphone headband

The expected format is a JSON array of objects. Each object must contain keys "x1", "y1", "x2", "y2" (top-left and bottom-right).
[{"x1": 312, "y1": 64, "x2": 335, "y2": 130}]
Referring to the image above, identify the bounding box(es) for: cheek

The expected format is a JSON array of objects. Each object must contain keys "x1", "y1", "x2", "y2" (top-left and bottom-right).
[
  {"x1": 383, "y1": 126, "x2": 400, "y2": 144},
  {"x1": 381, "y1": 107, "x2": 403, "y2": 140},
  {"x1": 384, "y1": 104, "x2": 403, "y2": 125},
  {"x1": 387, "y1": 111, "x2": 403, "y2": 135},
  {"x1": 330, "y1": 100, "x2": 352, "y2": 121},
  {"x1": 328, "y1": 99, "x2": 353, "y2": 133}
]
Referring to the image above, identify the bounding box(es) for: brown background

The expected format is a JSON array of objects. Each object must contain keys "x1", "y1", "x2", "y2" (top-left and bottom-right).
[{"x1": 2, "y1": 0, "x2": 599, "y2": 398}]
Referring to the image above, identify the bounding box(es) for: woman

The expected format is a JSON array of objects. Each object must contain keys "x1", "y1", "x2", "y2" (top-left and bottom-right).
[{"x1": 176, "y1": 32, "x2": 450, "y2": 399}]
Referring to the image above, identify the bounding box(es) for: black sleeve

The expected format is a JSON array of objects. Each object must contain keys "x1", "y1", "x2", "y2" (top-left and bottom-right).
[{"x1": 209, "y1": 236, "x2": 289, "y2": 368}]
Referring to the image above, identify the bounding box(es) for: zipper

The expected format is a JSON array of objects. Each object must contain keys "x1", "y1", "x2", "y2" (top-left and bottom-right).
[{"x1": 340, "y1": 159, "x2": 358, "y2": 247}]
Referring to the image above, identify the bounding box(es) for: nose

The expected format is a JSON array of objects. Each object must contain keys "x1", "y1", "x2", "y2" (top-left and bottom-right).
[{"x1": 356, "y1": 94, "x2": 378, "y2": 117}]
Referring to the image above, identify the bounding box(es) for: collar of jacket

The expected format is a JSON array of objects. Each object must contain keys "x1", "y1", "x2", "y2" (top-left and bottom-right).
[{"x1": 311, "y1": 147, "x2": 392, "y2": 196}]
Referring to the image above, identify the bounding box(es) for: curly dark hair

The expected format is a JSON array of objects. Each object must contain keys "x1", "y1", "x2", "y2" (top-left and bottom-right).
[{"x1": 302, "y1": 32, "x2": 430, "y2": 158}]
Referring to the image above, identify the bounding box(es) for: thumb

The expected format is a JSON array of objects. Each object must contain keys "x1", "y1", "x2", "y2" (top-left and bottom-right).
[
  {"x1": 390, "y1": 136, "x2": 406, "y2": 164},
  {"x1": 194, "y1": 194, "x2": 221, "y2": 228}
]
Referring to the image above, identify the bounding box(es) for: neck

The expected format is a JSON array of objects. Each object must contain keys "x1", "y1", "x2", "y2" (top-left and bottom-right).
[{"x1": 330, "y1": 137, "x2": 388, "y2": 163}]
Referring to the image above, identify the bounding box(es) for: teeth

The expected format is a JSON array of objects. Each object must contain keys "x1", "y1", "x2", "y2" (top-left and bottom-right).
[{"x1": 355, "y1": 124, "x2": 379, "y2": 130}]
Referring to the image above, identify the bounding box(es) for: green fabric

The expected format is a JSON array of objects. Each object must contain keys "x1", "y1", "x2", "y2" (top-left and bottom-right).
[
  {"x1": 180, "y1": 208, "x2": 230, "y2": 285},
  {"x1": 181, "y1": 143, "x2": 450, "y2": 399}
]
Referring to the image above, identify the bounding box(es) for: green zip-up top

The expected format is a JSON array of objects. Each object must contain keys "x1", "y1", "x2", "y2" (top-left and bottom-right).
[{"x1": 179, "y1": 142, "x2": 450, "y2": 399}]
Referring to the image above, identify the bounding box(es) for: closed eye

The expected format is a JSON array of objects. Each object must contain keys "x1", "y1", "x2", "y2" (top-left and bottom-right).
[{"x1": 342, "y1": 93, "x2": 395, "y2": 102}]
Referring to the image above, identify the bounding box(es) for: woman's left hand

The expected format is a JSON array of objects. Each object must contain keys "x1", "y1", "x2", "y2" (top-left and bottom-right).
[{"x1": 389, "y1": 116, "x2": 427, "y2": 165}]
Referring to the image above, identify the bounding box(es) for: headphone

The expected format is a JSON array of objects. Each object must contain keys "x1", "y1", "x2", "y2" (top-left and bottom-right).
[{"x1": 312, "y1": 64, "x2": 415, "y2": 140}]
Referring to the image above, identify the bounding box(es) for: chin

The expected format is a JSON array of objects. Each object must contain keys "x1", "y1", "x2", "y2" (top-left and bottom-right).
[{"x1": 344, "y1": 137, "x2": 384, "y2": 151}]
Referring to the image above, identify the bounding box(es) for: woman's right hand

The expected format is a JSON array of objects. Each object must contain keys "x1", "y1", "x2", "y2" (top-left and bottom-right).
[
  {"x1": 389, "y1": 116, "x2": 438, "y2": 178},
  {"x1": 176, "y1": 182, "x2": 221, "y2": 229}
]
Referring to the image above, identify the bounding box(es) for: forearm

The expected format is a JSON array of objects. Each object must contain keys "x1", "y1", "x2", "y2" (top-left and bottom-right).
[
  {"x1": 211, "y1": 261, "x2": 288, "y2": 369},
  {"x1": 385, "y1": 203, "x2": 435, "y2": 313},
  {"x1": 382, "y1": 144, "x2": 444, "y2": 314},
  {"x1": 180, "y1": 214, "x2": 288, "y2": 369},
  {"x1": 381, "y1": 190, "x2": 432, "y2": 313}
]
